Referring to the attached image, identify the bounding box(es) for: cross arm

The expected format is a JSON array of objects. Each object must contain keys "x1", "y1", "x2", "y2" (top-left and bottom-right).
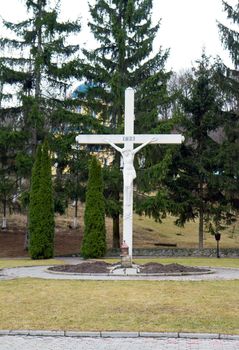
[
  {"x1": 75, "y1": 134, "x2": 184, "y2": 145},
  {"x1": 133, "y1": 134, "x2": 185, "y2": 144},
  {"x1": 75, "y1": 134, "x2": 125, "y2": 144}
]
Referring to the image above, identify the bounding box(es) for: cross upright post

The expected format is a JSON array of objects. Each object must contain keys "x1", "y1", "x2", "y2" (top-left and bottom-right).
[
  {"x1": 122, "y1": 88, "x2": 135, "y2": 258},
  {"x1": 75, "y1": 87, "x2": 184, "y2": 261}
]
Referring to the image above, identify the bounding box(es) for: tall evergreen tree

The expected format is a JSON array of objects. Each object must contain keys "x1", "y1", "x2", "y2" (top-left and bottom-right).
[
  {"x1": 217, "y1": 0, "x2": 239, "y2": 230},
  {"x1": 164, "y1": 55, "x2": 232, "y2": 249},
  {"x1": 0, "y1": 40, "x2": 30, "y2": 227},
  {"x1": 65, "y1": 146, "x2": 89, "y2": 229},
  {"x1": 0, "y1": 0, "x2": 86, "y2": 237},
  {"x1": 81, "y1": 157, "x2": 106, "y2": 259},
  {"x1": 218, "y1": 1, "x2": 239, "y2": 113},
  {"x1": 29, "y1": 140, "x2": 54, "y2": 259},
  {"x1": 218, "y1": 1, "x2": 239, "y2": 71},
  {"x1": 0, "y1": 129, "x2": 28, "y2": 228},
  {"x1": 80, "y1": 0, "x2": 171, "y2": 247},
  {"x1": 0, "y1": 0, "x2": 82, "y2": 155}
]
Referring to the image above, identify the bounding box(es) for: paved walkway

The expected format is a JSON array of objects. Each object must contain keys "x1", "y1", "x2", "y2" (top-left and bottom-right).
[
  {"x1": 0, "y1": 335, "x2": 239, "y2": 350},
  {"x1": 1, "y1": 259, "x2": 239, "y2": 281}
]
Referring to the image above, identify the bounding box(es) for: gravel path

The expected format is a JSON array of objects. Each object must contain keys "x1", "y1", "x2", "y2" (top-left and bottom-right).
[{"x1": 1, "y1": 264, "x2": 239, "y2": 281}]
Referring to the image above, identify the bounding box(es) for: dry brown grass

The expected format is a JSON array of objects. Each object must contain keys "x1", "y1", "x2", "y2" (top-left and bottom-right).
[
  {"x1": 3, "y1": 207, "x2": 239, "y2": 251},
  {"x1": 0, "y1": 278, "x2": 238, "y2": 333},
  {"x1": 0, "y1": 259, "x2": 64, "y2": 269},
  {"x1": 43, "y1": 206, "x2": 239, "y2": 249},
  {"x1": 133, "y1": 214, "x2": 239, "y2": 249},
  {"x1": 103, "y1": 257, "x2": 239, "y2": 268},
  {"x1": 1, "y1": 256, "x2": 239, "y2": 269}
]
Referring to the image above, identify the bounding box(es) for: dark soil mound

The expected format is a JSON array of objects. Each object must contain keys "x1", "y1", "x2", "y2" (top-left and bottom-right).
[
  {"x1": 49, "y1": 261, "x2": 210, "y2": 274},
  {"x1": 140, "y1": 262, "x2": 209, "y2": 274},
  {"x1": 49, "y1": 261, "x2": 111, "y2": 274}
]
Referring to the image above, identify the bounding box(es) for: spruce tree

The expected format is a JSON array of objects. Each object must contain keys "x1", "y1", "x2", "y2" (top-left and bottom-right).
[
  {"x1": 0, "y1": 42, "x2": 30, "y2": 228},
  {"x1": 81, "y1": 157, "x2": 106, "y2": 259},
  {"x1": 218, "y1": 1, "x2": 239, "y2": 71},
  {"x1": 29, "y1": 140, "x2": 54, "y2": 259},
  {"x1": 0, "y1": 0, "x2": 84, "y2": 242},
  {"x1": 164, "y1": 55, "x2": 228, "y2": 249},
  {"x1": 0, "y1": 125, "x2": 28, "y2": 228},
  {"x1": 217, "y1": 1, "x2": 239, "y2": 229},
  {"x1": 0, "y1": 0, "x2": 82, "y2": 176},
  {"x1": 0, "y1": 0, "x2": 82, "y2": 156},
  {"x1": 65, "y1": 147, "x2": 89, "y2": 228},
  {"x1": 80, "y1": 0, "x2": 171, "y2": 247},
  {"x1": 217, "y1": 1, "x2": 239, "y2": 113}
]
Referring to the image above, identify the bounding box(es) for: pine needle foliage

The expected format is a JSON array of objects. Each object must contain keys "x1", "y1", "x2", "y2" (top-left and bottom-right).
[
  {"x1": 81, "y1": 157, "x2": 106, "y2": 259},
  {"x1": 29, "y1": 144, "x2": 42, "y2": 258},
  {"x1": 29, "y1": 140, "x2": 54, "y2": 259},
  {"x1": 80, "y1": 0, "x2": 171, "y2": 247}
]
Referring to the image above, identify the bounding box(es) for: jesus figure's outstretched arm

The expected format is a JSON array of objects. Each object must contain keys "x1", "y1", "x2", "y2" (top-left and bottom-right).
[
  {"x1": 104, "y1": 139, "x2": 123, "y2": 154},
  {"x1": 132, "y1": 137, "x2": 156, "y2": 155}
]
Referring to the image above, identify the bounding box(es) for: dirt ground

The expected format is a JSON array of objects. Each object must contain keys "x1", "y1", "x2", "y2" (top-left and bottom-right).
[
  {"x1": 0, "y1": 226, "x2": 83, "y2": 258},
  {"x1": 48, "y1": 261, "x2": 210, "y2": 274},
  {"x1": 1, "y1": 210, "x2": 239, "y2": 258}
]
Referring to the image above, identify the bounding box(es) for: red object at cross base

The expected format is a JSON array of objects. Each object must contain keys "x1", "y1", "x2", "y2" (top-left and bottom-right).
[{"x1": 120, "y1": 241, "x2": 129, "y2": 256}]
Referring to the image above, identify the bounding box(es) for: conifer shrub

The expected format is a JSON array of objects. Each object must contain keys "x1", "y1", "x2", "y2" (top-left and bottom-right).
[
  {"x1": 29, "y1": 140, "x2": 55, "y2": 259},
  {"x1": 81, "y1": 157, "x2": 107, "y2": 258},
  {"x1": 29, "y1": 144, "x2": 42, "y2": 258}
]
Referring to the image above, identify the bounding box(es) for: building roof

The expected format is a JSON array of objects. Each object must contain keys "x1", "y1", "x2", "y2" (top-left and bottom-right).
[{"x1": 71, "y1": 82, "x2": 95, "y2": 98}]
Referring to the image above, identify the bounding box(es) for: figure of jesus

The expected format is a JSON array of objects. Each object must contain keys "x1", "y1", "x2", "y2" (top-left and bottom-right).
[{"x1": 105, "y1": 137, "x2": 155, "y2": 203}]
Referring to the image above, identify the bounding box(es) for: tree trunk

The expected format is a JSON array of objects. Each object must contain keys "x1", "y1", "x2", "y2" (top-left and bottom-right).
[
  {"x1": 198, "y1": 176, "x2": 204, "y2": 250},
  {"x1": 24, "y1": 209, "x2": 29, "y2": 251},
  {"x1": 72, "y1": 198, "x2": 79, "y2": 229},
  {"x1": 198, "y1": 206, "x2": 204, "y2": 249},
  {"x1": 198, "y1": 176, "x2": 204, "y2": 249},
  {"x1": 24, "y1": 229, "x2": 29, "y2": 251},
  {"x1": 1, "y1": 198, "x2": 7, "y2": 229},
  {"x1": 112, "y1": 214, "x2": 120, "y2": 248}
]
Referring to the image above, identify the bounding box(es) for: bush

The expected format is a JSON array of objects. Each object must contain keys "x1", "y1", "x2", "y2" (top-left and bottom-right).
[
  {"x1": 81, "y1": 157, "x2": 106, "y2": 258},
  {"x1": 29, "y1": 140, "x2": 55, "y2": 259}
]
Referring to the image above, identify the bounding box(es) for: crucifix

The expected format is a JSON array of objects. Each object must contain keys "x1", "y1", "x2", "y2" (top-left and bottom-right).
[{"x1": 76, "y1": 87, "x2": 184, "y2": 260}]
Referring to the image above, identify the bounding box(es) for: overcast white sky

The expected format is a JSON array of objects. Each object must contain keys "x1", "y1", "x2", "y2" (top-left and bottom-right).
[{"x1": 0, "y1": 0, "x2": 237, "y2": 72}]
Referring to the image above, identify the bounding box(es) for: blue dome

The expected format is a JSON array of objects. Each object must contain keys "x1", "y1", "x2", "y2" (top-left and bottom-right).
[{"x1": 71, "y1": 82, "x2": 95, "y2": 98}]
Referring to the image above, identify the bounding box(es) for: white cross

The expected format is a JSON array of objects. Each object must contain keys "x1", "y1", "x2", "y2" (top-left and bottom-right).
[{"x1": 76, "y1": 87, "x2": 184, "y2": 259}]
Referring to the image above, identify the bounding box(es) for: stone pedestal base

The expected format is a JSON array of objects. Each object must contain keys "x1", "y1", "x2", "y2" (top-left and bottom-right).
[{"x1": 121, "y1": 255, "x2": 132, "y2": 268}]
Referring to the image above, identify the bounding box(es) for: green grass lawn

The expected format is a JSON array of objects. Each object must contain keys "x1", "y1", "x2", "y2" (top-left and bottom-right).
[
  {"x1": 0, "y1": 259, "x2": 64, "y2": 269},
  {"x1": 2, "y1": 214, "x2": 238, "y2": 334},
  {"x1": 0, "y1": 259, "x2": 238, "y2": 333},
  {"x1": 0, "y1": 278, "x2": 238, "y2": 334}
]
